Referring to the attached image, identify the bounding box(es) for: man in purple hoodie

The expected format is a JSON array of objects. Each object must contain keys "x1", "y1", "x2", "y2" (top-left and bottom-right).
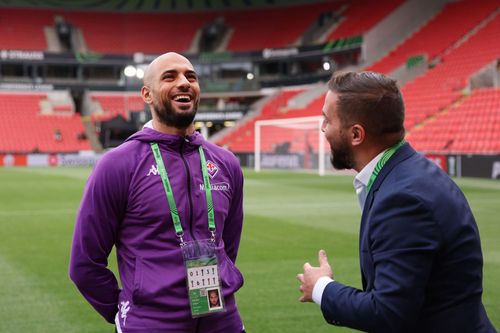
[{"x1": 69, "y1": 52, "x2": 245, "y2": 332}]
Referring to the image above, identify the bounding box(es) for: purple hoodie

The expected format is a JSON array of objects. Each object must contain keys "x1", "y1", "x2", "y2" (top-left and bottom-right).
[{"x1": 69, "y1": 128, "x2": 244, "y2": 332}]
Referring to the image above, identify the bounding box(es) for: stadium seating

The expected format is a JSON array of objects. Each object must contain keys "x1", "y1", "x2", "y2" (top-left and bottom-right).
[
  {"x1": 0, "y1": 1, "x2": 396, "y2": 54},
  {"x1": 0, "y1": 3, "x2": 345, "y2": 54},
  {"x1": 0, "y1": 92, "x2": 90, "y2": 153},
  {"x1": 217, "y1": 0, "x2": 405, "y2": 151},
  {"x1": 367, "y1": 0, "x2": 499, "y2": 74},
  {"x1": 401, "y1": 12, "x2": 500, "y2": 130},
  {"x1": 407, "y1": 88, "x2": 500, "y2": 153},
  {"x1": 0, "y1": 7, "x2": 214, "y2": 53},
  {"x1": 326, "y1": 0, "x2": 403, "y2": 41},
  {"x1": 220, "y1": 2, "x2": 500, "y2": 154},
  {"x1": 223, "y1": 2, "x2": 343, "y2": 52},
  {"x1": 64, "y1": 11, "x2": 217, "y2": 54},
  {"x1": 57, "y1": 2, "x2": 344, "y2": 54},
  {"x1": 0, "y1": 8, "x2": 53, "y2": 50},
  {"x1": 218, "y1": 89, "x2": 305, "y2": 152},
  {"x1": 1, "y1": 0, "x2": 499, "y2": 157},
  {"x1": 0, "y1": 1, "x2": 399, "y2": 54},
  {"x1": 89, "y1": 92, "x2": 144, "y2": 122}
]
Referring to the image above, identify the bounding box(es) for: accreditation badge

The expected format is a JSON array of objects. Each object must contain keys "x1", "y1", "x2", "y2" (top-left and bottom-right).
[{"x1": 181, "y1": 239, "x2": 225, "y2": 317}]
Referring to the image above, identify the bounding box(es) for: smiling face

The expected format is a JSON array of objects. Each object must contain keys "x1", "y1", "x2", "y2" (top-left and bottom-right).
[{"x1": 141, "y1": 52, "x2": 201, "y2": 130}]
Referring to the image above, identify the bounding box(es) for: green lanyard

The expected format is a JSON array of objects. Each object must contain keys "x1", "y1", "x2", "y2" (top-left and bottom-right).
[
  {"x1": 150, "y1": 142, "x2": 215, "y2": 243},
  {"x1": 366, "y1": 140, "x2": 405, "y2": 194}
]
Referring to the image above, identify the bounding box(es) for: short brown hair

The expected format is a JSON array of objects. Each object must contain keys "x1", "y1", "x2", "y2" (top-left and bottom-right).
[{"x1": 328, "y1": 71, "x2": 405, "y2": 141}]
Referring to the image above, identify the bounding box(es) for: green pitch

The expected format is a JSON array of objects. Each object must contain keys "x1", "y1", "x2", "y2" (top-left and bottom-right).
[{"x1": 0, "y1": 168, "x2": 498, "y2": 332}]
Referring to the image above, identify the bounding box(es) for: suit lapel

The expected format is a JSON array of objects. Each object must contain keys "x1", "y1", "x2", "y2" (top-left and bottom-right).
[
  {"x1": 362, "y1": 142, "x2": 415, "y2": 216},
  {"x1": 358, "y1": 143, "x2": 416, "y2": 289}
]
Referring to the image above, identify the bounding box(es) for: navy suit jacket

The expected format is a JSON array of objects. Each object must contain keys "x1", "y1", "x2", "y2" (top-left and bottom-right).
[{"x1": 321, "y1": 143, "x2": 497, "y2": 333}]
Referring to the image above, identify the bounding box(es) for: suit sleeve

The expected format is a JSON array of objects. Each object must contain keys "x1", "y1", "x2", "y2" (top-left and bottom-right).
[
  {"x1": 321, "y1": 191, "x2": 441, "y2": 333},
  {"x1": 69, "y1": 153, "x2": 128, "y2": 323},
  {"x1": 222, "y1": 161, "x2": 244, "y2": 263}
]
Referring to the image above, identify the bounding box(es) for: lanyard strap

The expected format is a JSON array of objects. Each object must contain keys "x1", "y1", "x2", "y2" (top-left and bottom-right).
[
  {"x1": 366, "y1": 140, "x2": 405, "y2": 194},
  {"x1": 150, "y1": 142, "x2": 215, "y2": 241},
  {"x1": 198, "y1": 145, "x2": 216, "y2": 232}
]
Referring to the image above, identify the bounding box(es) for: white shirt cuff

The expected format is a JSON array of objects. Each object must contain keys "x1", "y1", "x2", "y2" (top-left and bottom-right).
[{"x1": 312, "y1": 276, "x2": 334, "y2": 305}]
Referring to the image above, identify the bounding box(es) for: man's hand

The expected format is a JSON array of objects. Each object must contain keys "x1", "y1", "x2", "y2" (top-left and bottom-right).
[{"x1": 297, "y1": 249, "x2": 333, "y2": 302}]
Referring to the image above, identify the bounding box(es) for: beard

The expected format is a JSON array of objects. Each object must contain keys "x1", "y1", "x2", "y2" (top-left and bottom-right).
[
  {"x1": 329, "y1": 133, "x2": 355, "y2": 170},
  {"x1": 153, "y1": 98, "x2": 199, "y2": 130}
]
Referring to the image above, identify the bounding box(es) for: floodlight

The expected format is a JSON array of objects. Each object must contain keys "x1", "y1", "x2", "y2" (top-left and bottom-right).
[
  {"x1": 124, "y1": 65, "x2": 137, "y2": 77},
  {"x1": 136, "y1": 68, "x2": 145, "y2": 79}
]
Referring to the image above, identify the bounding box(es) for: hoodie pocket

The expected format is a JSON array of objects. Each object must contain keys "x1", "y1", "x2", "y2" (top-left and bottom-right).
[
  {"x1": 131, "y1": 254, "x2": 188, "y2": 307},
  {"x1": 132, "y1": 257, "x2": 144, "y2": 304},
  {"x1": 217, "y1": 249, "x2": 244, "y2": 294}
]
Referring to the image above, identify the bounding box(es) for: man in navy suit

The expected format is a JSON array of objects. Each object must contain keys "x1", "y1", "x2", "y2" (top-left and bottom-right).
[{"x1": 297, "y1": 71, "x2": 497, "y2": 332}]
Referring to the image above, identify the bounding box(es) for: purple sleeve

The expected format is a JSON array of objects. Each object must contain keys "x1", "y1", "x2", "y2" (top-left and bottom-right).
[
  {"x1": 69, "y1": 153, "x2": 128, "y2": 323},
  {"x1": 222, "y1": 162, "x2": 244, "y2": 263}
]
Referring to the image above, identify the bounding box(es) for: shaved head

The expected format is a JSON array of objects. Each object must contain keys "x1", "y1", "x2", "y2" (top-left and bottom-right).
[{"x1": 143, "y1": 52, "x2": 193, "y2": 87}]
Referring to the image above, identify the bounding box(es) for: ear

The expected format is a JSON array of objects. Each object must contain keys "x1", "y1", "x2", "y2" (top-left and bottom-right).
[
  {"x1": 350, "y1": 124, "x2": 365, "y2": 147},
  {"x1": 141, "y1": 86, "x2": 152, "y2": 104}
]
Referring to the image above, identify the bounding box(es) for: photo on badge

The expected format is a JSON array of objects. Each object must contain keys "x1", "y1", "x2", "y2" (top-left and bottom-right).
[{"x1": 207, "y1": 287, "x2": 223, "y2": 311}]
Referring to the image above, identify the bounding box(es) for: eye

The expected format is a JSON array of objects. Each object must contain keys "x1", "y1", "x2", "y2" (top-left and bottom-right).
[
  {"x1": 186, "y1": 73, "x2": 198, "y2": 82},
  {"x1": 321, "y1": 116, "x2": 328, "y2": 127},
  {"x1": 162, "y1": 73, "x2": 175, "y2": 81}
]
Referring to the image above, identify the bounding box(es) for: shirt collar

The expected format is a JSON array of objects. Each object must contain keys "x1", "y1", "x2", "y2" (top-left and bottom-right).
[{"x1": 353, "y1": 150, "x2": 386, "y2": 192}]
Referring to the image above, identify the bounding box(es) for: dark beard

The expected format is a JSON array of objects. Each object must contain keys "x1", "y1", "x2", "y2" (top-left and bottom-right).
[
  {"x1": 154, "y1": 99, "x2": 198, "y2": 130},
  {"x1": 329, "y1": 137, "x2": 354, "y2": 170}
]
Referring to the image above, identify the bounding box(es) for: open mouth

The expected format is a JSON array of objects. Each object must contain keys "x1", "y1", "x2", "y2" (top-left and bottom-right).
[{"x1": 172, "y1": 95, "x2": 192, "y2": 103}]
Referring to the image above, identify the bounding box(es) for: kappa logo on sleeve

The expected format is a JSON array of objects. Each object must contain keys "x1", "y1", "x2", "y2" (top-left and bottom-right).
[
  {"x1": 147, "y1": 164, "x2": 159, "y2": 176},
  {"x1": 120, "y1": 300, "x2": 131, "y2": 326},
  {"x1": 206, "y1": 160, "x2": 219, "y2": 178}
]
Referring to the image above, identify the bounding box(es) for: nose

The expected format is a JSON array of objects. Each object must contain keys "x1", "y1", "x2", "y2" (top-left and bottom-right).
[{"x1": 177, "y1": 75, "x2": 190, "y2": 89}]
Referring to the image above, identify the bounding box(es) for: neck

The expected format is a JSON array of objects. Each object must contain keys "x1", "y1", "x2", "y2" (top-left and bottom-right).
[
  {"x1": 353, "y1": 146, "x2": 386, "y2": 173},
  {"x1": 353, "y1": 136, "x2": 402, "y2": 172},
  {"x1": 152, "y1": 119, "x2": 195, "y2": 137}
]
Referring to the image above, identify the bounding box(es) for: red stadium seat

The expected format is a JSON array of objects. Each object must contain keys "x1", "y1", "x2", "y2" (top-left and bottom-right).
[{"x1": 0, "y1": 93, "x2": 90, "y2": 153}]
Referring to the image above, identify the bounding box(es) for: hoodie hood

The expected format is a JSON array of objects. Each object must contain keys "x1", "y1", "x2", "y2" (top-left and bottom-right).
[{"x1": 125, "y1": 127, "x2": 205, "y2": 152}]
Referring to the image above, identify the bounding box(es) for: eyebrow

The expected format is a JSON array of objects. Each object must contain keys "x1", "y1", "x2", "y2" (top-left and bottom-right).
[{"x1": 160, "y1": 69, "x2": 197, "y2": 77}]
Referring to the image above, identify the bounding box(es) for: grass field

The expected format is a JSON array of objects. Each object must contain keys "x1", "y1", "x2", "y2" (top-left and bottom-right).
[{"x1": 0, "y1": 167, "x2": 498, "y2": 332}]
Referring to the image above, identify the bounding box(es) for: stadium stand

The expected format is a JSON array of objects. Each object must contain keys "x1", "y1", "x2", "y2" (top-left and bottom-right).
[
  {"x1": 0, "y1": 8, "x2": 52, "y2": 50},
  {"x1": 0, "y1": 1, "x2": 401, "y2": 54},
  {"x1": 367, "y1": 0, "x2": 499, "y2": 74},
  {"x1": 219, "y1": 89, "x2": 305, "y2": 152},
  {"x1": 326, "y1": 0, "x2": 403, "y2": 41},
  {"x1": 0, "y1": 2, "x2": 344, "y2": 54},
  {"x1": 218, "y1": 88, "x2": 330, "y2": 153},
  {"x1": 219, "y1": 0, "x2": 500, "y2": 155},
  {"x1": 223, "y1": 2, "x2": 343, "y2": 52},
  {"x1": 407, "y1": 88, "x2": 500, "y2": 153},
  {"x1": 402, "y1": 11, "x2": 500, "y2": 131},
  {"x1": 0, "y1": 92, "x2": 90, "y2": 153},
  {"x1": 88, "y1": 92, "x2": 144, "y2": 122},
  {"x1": 63, "y1": 11, "x2": 217, "y2": 54},
  {"x1": 0, "y1": 0, "x2": 499, "y2": 158},
  {"x1": 215, "y1": 0, "x2": 409, "y2": 151},
  {"x1": 0, "y1": 7, "x2": 215, "y2": 54}
]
